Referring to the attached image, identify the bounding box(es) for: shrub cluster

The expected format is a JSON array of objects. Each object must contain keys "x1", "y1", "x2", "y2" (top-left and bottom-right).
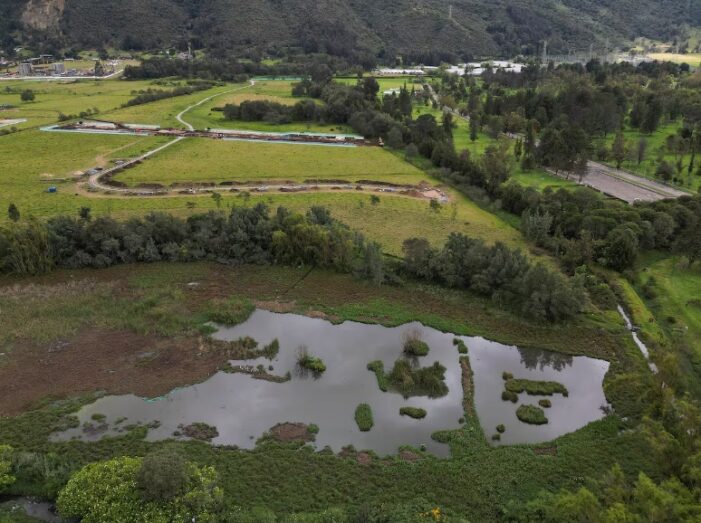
[
  {"x1": 402, "y1": 235, "x2": 585, "y2": 322},
  {"x1": 516, "y1": 405, "x2": 549, "y2": 425},
  {"x1": 399, "y1": 407, "x2": 427, "y2": 419},
  {"x1": 354, "y1": 404, "x2": 374, "y2": 431}
]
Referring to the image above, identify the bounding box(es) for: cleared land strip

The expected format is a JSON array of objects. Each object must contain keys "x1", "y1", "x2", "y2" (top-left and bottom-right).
[{"x1": 575, "y1": 162, "x2": 689, "y2": 203}]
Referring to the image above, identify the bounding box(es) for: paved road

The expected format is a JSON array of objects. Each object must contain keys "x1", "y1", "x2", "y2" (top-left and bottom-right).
[{"x1": 571, "y1": 161, "x2": 689, "y2": 203}]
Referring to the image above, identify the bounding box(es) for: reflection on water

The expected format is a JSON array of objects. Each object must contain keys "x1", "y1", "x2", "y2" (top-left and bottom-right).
[
  {"x1": 52, "y1": 310, "x2": 610, "y2": 455},
  {"x1": 518, "y1": 346, "x2": 573, "y2": 371}
]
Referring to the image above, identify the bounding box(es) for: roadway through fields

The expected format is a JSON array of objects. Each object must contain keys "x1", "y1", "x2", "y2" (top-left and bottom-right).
[{"x1": 87, "y1": 82, "x2": 255, "y2": 193}]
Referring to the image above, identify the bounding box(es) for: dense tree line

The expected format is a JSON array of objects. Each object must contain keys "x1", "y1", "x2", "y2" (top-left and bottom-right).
[
  {"x1": 0, "y1": 204, "x2": 588, "y2": 322},
  {"x1": 0, "y1": 205, "x2": 384, "y2": 284},
  {"x1": 123, "y1": 55, "x2": 365, "y2": 82},
  {"x1": 123, "y1": 81, "x2": 216, "y2": 107},
  {"x1": 499, "y1": 184, "x2": 701, "y2": 273},
  {"x1": 412, "y1": 61, "x2": 701, "y2": 273},
  {"x1": 402, "y1": 235, "x2": 585, "y2": 322},
  {"x1": 221, "y1": 99, "x2": 320, "y2": 125}
]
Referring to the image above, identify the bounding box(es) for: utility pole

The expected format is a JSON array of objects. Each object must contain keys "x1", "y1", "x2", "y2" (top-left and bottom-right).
[
  {"x1": 589, "y1": 43, "x2": 594, "y2": 62},
  {"x1": 448, "y1": 4, "x2": 453, "y2": 20}
]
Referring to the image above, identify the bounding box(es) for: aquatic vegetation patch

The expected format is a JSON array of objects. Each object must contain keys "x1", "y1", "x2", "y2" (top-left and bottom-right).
[
  {"x1": 403, "y1": 329, "x2": 429, "y2": 357},
  {"x1": 399, "y1": 407, "x2": 427, "y2": 419},
  {"x1": 355, "y1": 404, "x2": 374, "y2": 432},
  {"x1": 453, "y1": 338, "x2": 468, "y2": 354},
  {"x1": 181, "y1": 422, "x2": 219, "y2": 441},
  {"x1": 296, "y1": 346, "x2": 326, "y2": 374},
  {"x1": 205, "y1": 296, "x2": 254, "y2": 326},
  {"x1": 539, "y1": 399, "x2": 552, "y2": 408},
  {"x1": 505, "y1": 378, "x2": 568, "y2": 397},
  {"x1": 516, "y1": 405, "x2": 549, "y2": 425}
]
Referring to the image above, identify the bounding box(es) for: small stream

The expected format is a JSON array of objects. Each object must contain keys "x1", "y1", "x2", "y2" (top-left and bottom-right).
[
  {"x1": 52, "y1": 310, "x2": 611, "y2": 455},
  {"x1": 617, "y1": 305, "x2": 658, "y2": 373}
]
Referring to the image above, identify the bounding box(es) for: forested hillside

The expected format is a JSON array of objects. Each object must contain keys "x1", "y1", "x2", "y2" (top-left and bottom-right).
[{"x1": 3, "y1": 0, "x2": 700, "y2": 61}]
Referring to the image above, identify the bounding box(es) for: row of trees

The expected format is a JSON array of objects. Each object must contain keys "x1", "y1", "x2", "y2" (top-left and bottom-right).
[
  {"x1": 401, "y1": 235, "x2": 585, "y2": 322},
  {"x1": 1, "y1": 203, "x2": 589, "y2": 322},
  {"x1": 499, "y1": 183, "x2": 701, "y2": 272},
  {"x1": 0, "y1": 205, "x2": 384, "y2": 285},
  {"x1": 123, "y1": 81, "x2": 215, "y2": 107}
]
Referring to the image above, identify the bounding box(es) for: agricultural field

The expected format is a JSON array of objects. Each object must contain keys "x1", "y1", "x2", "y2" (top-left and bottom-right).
[
  {"x1": 0, "y1": 78, "x2": 158, "y2": 129},
  {"x1": 647, "y1": 52, "x2": 701, "y2": 67},
  {"x1": 116, "y1": 139, "x2": 425, "y2": 185},
  {"x1": 0, "y1": 79, "x2": 533, "y2": 257}
]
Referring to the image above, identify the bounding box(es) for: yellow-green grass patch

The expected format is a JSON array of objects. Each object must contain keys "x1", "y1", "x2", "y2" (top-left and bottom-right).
[{"x1": 115, "y1": 138, "x2": 424, "y2": 186}]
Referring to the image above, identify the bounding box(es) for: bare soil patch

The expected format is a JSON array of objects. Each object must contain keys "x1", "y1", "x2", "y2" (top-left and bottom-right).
[
  {"x1": 269, "y1": 422, "x2": 314, "y2": 443},
  {"x1": 0, "y1": 329, "x2": 228, "y2": 416}
]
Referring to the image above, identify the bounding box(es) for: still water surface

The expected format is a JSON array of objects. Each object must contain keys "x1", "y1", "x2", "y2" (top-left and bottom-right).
[{"x1": 53, "y1": 310, "x2": 610, "y2": 455}]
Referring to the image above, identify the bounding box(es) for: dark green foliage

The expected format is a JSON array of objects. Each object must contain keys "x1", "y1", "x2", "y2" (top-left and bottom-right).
[
  {"x1": 0, "y1": 205, "x2": 385, "y2": 284},
  {"x1": 539, "y1": 399, "x2": 552, "y2": 409},
  {"x1": 496, "y1": 424, "x2": 505, "y2": 433},
  {"x1": 453, "y1": 338, "x2": 468, "y2": 354},
  {"x1": 502, "y1": 390, "x2": 518, "y2": 403},
  {"x1": 505, "y1": 379, "x2": 569, "y2": 397},
  {"x1": 7, "y1": 203, "x2": 19, "y2": 222},
  {"x1": 516, "y1": 405, "x2": 549, "y2": 425},
  {"x1": 354, "y1": 404, "x2": 373, "y2": 431},
  {"x1": 367, "y1": 361, "x2": 388, "y2": 392},
  {"x1": 502, "y1": 372, "x2": 513, "y2": 381},
  {"x1": 136, "y1": 448, "x2": 188, "y2": 502},
  {"x1": 387, "y1": 359, "x2": 448, "y2": 399},
  {"x1": 123, "y1": 82, "x2": 213, "y2": 107},
  {"x1": 20, "y1": 90, "x2": 34, "y2": 102},
  {"x1": 296, "y1": 347, "x2": 326, "y2": 374},
  {"x1": 402, "y1": 234, "x2": 585, "y2": 322},
  {"x1": 399, "y1": 407, "x2": 427, "y2": 419}
]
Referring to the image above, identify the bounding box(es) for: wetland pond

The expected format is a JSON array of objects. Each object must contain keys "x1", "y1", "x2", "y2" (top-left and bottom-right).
[{"x1": 53, "y1": 310, "x2": 610, "y2": 456}]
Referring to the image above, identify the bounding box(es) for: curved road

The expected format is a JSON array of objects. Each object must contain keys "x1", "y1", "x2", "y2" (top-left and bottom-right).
[{"x1": 89, "y1": 82, "x2": 254, "y2": 193}]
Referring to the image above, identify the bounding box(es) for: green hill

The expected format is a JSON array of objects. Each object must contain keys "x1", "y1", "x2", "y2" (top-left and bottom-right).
[{"x1": 4, "y1": 0, "x2": 700, "y2": 59}]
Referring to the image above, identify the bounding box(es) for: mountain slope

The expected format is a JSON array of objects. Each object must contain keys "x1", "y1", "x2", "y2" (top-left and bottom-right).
[{"x1": 4, "y1": 0, "x2": 700, "y2": 58}]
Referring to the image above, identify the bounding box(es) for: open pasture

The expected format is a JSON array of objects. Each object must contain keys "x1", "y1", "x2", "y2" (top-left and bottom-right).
[{"x1": 115, "y1": 137, "x2": 425, "y2": 186}]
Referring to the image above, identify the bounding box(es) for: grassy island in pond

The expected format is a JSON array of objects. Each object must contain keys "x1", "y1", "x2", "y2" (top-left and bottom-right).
[
  {"x1": 354, "y1": 404, "x2": 374, "y2": 431},
  {"x1": 505, "y1": 378, "x2": 569, "y2": 397},
  {"x1": 399, "y1": 407, "x2": 427, "y2": 419},
  {"x1": 516, "y1": 405, "x2": 549, "y2": 425}
]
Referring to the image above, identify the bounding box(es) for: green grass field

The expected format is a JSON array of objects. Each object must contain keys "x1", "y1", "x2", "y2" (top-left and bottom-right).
[
  {"x1": 116, "y1": 138, "x2": 425, "y2": 185},
  {"x1": 636, "y1": 253, "x2": 701, "y2": 392},
  {"x1": 602, "y1": 121, "x2": 699, "y2": 193},
  {"x1": 0, "y1": 79, "x2": 159, "y2": 129},
  {"x1": 181, "y1": 80, "x2": 353, "y2": 133}
]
